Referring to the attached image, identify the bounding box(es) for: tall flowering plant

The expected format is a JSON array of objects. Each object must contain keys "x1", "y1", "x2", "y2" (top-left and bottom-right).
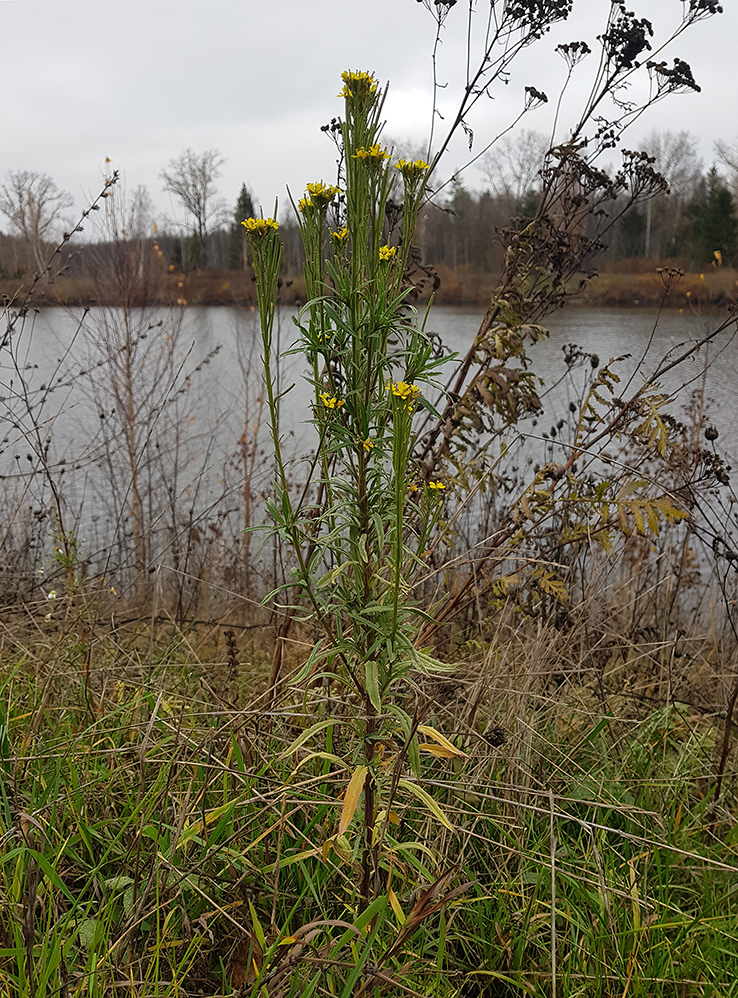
[{"x1": 243, "y1": 72, "x2": 460, "y2": 919}]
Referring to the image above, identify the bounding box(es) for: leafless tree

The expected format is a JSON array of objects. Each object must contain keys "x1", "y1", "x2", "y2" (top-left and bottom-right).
[
  {"x1": 0, "y1": 170, "x2": 73, "y2": 273},
  {"x1": 715, "y1": 136, "x2": 738, "y2": 201},
  {"x1": 640, "y1": 130, "x2": 703, "y2": 256},
  {"x1": 160, "y1": 148, "x2": 227, "y2": 269},
  {"x1": 384, "y1": 135, "x2": 429, "y2": 199},
  {"x1": 643, "y1": 130, "x2": 702, "y2": 200},
  {"x1": 477, "y1": 130, "x2": 549, "y2": 215}
]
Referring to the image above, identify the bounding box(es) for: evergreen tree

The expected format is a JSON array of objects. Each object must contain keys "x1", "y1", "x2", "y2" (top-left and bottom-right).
[
  {"x1": 229, "y1": 183, "x2": 255, "y2": 269},
  {"x1": 616, "y1": 206, "x2": 646, "y2": 258},
  {"x1": 687, "y1": 166, "x2": 738, "y2": 265}
]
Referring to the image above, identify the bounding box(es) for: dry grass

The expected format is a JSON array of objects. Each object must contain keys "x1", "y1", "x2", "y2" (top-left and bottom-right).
[{"x1": 2, "y1": 562, "x2": 738, "y2": 997}]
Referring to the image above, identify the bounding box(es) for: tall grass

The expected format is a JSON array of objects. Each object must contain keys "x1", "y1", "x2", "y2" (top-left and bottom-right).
[{"x1": 1, "y1": 598, "x2": 737, "y2": 996}]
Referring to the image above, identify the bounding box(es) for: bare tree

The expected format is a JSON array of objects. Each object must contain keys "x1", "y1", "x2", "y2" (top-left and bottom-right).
[
  {"x1": 477, "y1": 130, "x2": 549, "y2": 215},
  {"x1": 715, "y1": 136, "x2": 738, "y2": 201},
  {"x1": 0, "y1": 170, "x2": 73, "y2": 272},
  {"x1": 643, "y1": 130, "x2": 702, "y2": 200},
  {"x1": 384, "y1": 135, "x2": 429, "y2": 199},
  {"x1": 639, "y1": 130, "x2": 703, "y2": 255},
  {"x1": 160, "y1": 148, "x2": 227, "y2": 269}
]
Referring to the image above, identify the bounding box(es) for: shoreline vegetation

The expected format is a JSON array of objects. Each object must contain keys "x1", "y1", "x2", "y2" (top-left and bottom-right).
[
  {"x1": 4, "y1": 0, "x2": 738, "y2": 985},
  {"x1": 4, "y1": 259, "x2": 735, "y2": 310}
]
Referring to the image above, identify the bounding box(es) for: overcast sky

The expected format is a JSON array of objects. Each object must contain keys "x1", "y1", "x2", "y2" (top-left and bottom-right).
[{"x1": 1, "y1": 0, "x2": 736, "y2": 231}]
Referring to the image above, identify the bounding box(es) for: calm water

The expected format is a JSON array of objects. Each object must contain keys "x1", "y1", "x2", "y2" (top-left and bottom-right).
[
  {"x1": 4, "y1": 302, "x2": 738, "y2": 465},
  {"x1": 2, "y1": 302, "x2": 736, "y2": 584}
]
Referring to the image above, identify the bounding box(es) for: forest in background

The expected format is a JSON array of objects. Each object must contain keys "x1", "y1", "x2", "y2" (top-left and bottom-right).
[{"x1": 1, "y1": 128, "x2": 738, "y2": 308}]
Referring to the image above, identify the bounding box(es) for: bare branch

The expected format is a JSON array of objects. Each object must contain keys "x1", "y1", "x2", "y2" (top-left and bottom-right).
[{"x1": 0, "y1": 170, "x2": 74, "y2": 273}]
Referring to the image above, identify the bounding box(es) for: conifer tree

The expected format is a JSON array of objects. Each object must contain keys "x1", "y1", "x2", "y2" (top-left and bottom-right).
[
  {"x1": 688, "y1": 166, "x2": 738, "y2": 265},
  {"x1": 229, "y1": 183, "x2": 255, "y2": 270}
]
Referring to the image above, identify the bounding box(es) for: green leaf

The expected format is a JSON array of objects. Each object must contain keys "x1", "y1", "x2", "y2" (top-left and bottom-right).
[
  {"x1": 290, "y1": 751, "x2": 350, "y2": 776},
  {"x1": 365, "y1": 660, "x2": 382, "y2": 711},
  {"x1": 277, "y1": 718, "x2": 341, "y2": 761},
  {"x1": 105, "y1": 875, "x2": 134, "y2": 892},
  {"x1": 27, "y1": 849, "x2": 74, "y2": 902},
  {"x1": 77, "y1": 918, "x2": 99, "y2": 950}
]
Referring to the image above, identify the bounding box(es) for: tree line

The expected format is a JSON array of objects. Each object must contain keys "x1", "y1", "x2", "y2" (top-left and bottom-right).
[{"x1": 1, "y1": 129, "x2": 737, "y2": 291}]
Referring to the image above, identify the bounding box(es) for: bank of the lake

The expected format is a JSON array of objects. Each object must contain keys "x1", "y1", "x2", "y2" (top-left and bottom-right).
[{"x1": 4, "y1": 262, "x2": 736, "y2": 309}]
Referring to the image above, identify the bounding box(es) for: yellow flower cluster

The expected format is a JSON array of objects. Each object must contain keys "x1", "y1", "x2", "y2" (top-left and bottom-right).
[
  {"x1": 319, "y1": 391, "x2": 345, "y2": 410},
  {"x1": 388, "y1": 380, "x2": 420, "y2": 410},
  {"x1": 339, "y1": 70, "x2": 378, "y2": 100},
  {"x1": 363, "y1": 437, "x2": 374, "y2": 453},
  {"x1": 299, "y1": 181, "x2": 340, "y2": 213},
  {"x1": 352, "y1": 144, "x2": 390, "y2": 164},
  {"x1": 378, "y1": 244, "x2": 396, "y2": 262},
  {"x1": 429, "y1": 481, "x2": 446, "y2": 490},
  {"x1": 331, "y1": 226, "x2": 349, "y2": 243},
  {"x1": 242, "y1": 217, "x2": 279, "y2": 236},
  {"x1": 395, "y1": 158, "x2": 430, "y2": 182}
]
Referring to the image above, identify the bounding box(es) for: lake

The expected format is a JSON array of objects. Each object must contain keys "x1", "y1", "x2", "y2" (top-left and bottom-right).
[{"x1": 1, "y1": 303, "x2": 736, "y2": 593}]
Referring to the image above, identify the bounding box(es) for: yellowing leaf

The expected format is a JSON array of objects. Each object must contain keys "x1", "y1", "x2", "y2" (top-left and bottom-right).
[
  {"x1": 388, "y1": 887, "x2": 406, "y2": 926},
  {"x1": 398, "y1": 778, "x2": 455, "y2": 832},
  {"x1": 417, "y1": 724, "x2": 469, "y2": 760},
  {"x1": 333, "y1": 833, "x2": 353, "y2": 863},
  {"x1": 377, "y1": 808, "x2": 400, "y2": 826},
  {"x1": 180, "y1": 801, "x2": 234, "y2": 845},
  {"x1": 339, "y1": 765, "x2": 368, "y2": 835},
  {"x1": 263, "y1": 848, "x2": 320, "y2": 874},
  {"x1": 615, "y1": 479, "x2": 647, "y2": 500},
  {"x1": 419, "y1": 743, "x2": 465, "y2": 758}
]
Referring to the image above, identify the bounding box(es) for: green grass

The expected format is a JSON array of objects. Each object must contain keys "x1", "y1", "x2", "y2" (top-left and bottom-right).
[{"x1": 1, "y1": 631, "x2": 737, "y2": 997}]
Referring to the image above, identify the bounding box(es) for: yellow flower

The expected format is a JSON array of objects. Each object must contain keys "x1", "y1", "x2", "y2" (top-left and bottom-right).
[
  {"x1": 388, "y1": 380, "x2": 420, "y2": 411},
  {"x1": 363, "y1": 437, "x2": 374, "y2": 452},
  {"x1": 429, "y1": 481, "x2": 446, "y2": 490},
  {"x1": 379, "y1": 244, "x2": 396, "y2": 262},
  {"x1": 388, "y1": 380, "x2": 419, "y2": 400},
  {"x1": 352, "y1": 144, "x2": 390, "y2": 164},
  {"x1": 300, "y1": 181, "x2": 340, "y2": 212},
  {"x1": 319, "y1": 391, "x2": 345, "y2": 410},
  {"x1": 331, "y1": 226, "x2": 349, "y2": 243},
  {"x1": 242, "y1": 217, "x2": 279, "y2": 235},
  {"x1": 395, "y1": 158, "x2": 430, "y2": 182},
  {"x1": 339, "y1": 70, "x2": 379, "y2": 101}
]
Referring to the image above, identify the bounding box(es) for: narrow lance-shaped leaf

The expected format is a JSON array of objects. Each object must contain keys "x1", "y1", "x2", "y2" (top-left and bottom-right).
[
  {"x1": 340, "y1": 765, "x2": 369, "y2": 834},
  {"x1": 398, "y1": 778, "x2": 455, "y2": 831},
  {"x1": 417, "y1": 723, "x2": 469, "y2": 759}
]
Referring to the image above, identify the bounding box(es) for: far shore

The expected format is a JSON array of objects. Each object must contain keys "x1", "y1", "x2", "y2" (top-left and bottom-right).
[{"x1": 3, "y1": 262, "x2": 736, "y2": 311}]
